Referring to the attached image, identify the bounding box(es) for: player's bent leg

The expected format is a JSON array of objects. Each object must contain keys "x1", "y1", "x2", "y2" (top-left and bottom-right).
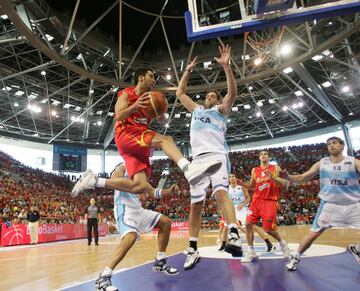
[
  {"x1": 151, "y1": 133, "x2": 184, "y2": 163},
  {"x1": 155, "y1": 215, "x2": 172, "y2": 252},
  {"x1": 253, "y1": 225, "x2": 275, "y2": 252},
  {"x1": 265, "y1": 229, "x2": 290, "y2": 257},
  {"x1": 215, "y1": 190, "x2": 243, "y2": 257},
  {"x1": 107, "y1": 232, "x2": 137, "y2": 270},
  {"x1": 286, "y1": 229, "x2": 324, "y2": 271},
  {"x1": 72, "y1": 169, "x2": 152, "y2": 198},
  {"x1": 151, "y1": 133, "x2": 222, "y2": 185},
  {"x1": 95, "y1": 232, "x2": 137, "y2": 291},
  {"x1": 107, "y1": 171, "x2": 150, "y2": 194},
  {"x1": 215, "y1": 190, "x2": 237, "y2": 225},
  {"x1": 242, "y1": 222, "x2": 260, "y2": 263},
  {"x1": 184, "y1": 202, "x2": 202, "y2": 270},
  {"x1": 153, "y1": 215, "x2": 179, "y2": 277},
  {"x1": 218, "y1": 226, "x2": 228, "y2": 251}
]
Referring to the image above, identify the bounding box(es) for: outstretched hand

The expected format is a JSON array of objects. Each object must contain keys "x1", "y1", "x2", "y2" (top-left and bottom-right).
[
  {"x1": 279, "y1": 169, "x2": 290, "y2": 180},
  {"x1": 160, "y1": 184, "x2": 180, "y2": 197},
  {"x1": 186, "y1": 57, "x2": 198, "y2": 72},
  {"x1": 214, "y1": 44, "x2": 231, "y2": 66}
]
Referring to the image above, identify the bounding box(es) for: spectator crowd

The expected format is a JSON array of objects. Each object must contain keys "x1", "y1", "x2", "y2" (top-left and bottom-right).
[{"x1": 1, "y1": 143, "x2": 359, "y2": 231}]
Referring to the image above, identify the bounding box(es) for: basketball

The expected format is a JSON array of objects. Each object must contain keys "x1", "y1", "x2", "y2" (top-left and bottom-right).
[{"x1": 140, "y1": 91, "x2": 168, "y2": 118}]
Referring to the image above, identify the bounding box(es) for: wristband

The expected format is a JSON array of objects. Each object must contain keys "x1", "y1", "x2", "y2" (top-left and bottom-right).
[{"x1": 154, "y1": 188, "x2": 162, "y2": 198}]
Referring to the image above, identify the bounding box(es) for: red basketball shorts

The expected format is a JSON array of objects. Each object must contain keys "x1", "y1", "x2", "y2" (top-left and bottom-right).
[
  {"x1": 115, "y1": 126, "x2": 156, "y2": 178},
  {"x1": 246, "y1": 198, "x2": 278, "y2": 231}
]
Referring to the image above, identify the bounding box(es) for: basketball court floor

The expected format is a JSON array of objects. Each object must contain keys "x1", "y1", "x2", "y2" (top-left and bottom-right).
[{"x1": 0, "y1": 225, "x2": 359, "y2": 291}]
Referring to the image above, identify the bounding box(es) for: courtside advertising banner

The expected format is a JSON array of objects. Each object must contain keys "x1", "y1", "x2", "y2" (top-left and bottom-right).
[{"x1": 0, "y1": 223, "x2": 108, "y2": 246}]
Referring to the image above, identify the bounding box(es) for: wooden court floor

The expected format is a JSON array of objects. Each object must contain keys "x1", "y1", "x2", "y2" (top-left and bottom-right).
[{"x1": 0, "y1": 225, "x2": 359, "y2": 291}]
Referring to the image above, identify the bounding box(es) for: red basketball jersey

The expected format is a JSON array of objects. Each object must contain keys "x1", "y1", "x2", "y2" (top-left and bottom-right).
[
  {"x1": 115, "y1": 87, "x2": 151, "y2": 134},
  {"x1": 253, "y1": 164, "x2": 280, "y2": 201}
]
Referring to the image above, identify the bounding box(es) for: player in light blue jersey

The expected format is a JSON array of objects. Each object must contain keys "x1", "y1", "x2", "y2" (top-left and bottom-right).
[
  {"x1": 95, "y1": 164, "x2": 179, "y2": 291},
  {"x1": 176, "y1": 44, "x2": 243, "y2": 270},
  {"x1": 280, "y1": 137, "x2": 360, "y2": 271}
]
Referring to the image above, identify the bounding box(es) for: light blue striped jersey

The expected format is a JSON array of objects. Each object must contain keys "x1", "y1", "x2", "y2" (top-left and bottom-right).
[
  {"x1": 228, "y1": 184, "x2": 246, "y2": 206},
  {"x1": 190, "y1": 105, "x2": 229, "y2": 157},
  {"x1": 319, "y1": 156, "x2": 360, "y2": 204}
]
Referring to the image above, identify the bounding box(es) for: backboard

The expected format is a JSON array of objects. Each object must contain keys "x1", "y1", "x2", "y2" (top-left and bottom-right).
[{"x1": 185, "y1": 0, "x2": 360, "y2": 42}]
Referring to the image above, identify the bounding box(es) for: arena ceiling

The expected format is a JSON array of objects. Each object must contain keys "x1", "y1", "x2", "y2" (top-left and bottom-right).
[{"x1": 0, "y1": 0, "x2": 359, "y2": 151}]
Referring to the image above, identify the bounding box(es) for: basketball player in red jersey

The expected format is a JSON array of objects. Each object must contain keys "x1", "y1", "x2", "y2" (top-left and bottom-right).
[
  {"x1": 239, "y1": 150, "x2": 290, "y2": 261},
  {"x1": 71, "y1": 68, "x2": 221, "y2": 197}
]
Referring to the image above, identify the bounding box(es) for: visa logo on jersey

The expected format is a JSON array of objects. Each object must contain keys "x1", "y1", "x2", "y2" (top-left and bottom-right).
[
  {"x1": 330, "y1": 178, "x2": 348, "y2": 185},
  {"x1": 194, "y1": 116, "x2": 211, "y2": 124}
]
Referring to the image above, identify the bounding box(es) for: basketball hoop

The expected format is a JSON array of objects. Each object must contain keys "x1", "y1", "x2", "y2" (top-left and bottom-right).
[{"x1": 244, "y1": 26, "x2": 285, "y2": 64}]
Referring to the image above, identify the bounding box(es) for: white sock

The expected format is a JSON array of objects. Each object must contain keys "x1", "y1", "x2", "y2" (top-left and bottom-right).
[
  {"x1": 96, "y1": 178, "x2": 106, "y2": 188},
  {"x1": 189, "y1": 237, "x2": 198, "y2": 242},
  {"x1": 177, "y1": 158, "x2": 190, "y2": 171},
  {"x1": 355, "y1": 244, "x2": 360, "y2": 252},
  {"x1": 157, "y1": 252, "x2": 166, "y2": 260},
  {"x1": 248, "y1": 245, "x2": 255, "y2": 250},
  {"x1": 102, "y1": 267, "x2": 113, "y2": 276}
]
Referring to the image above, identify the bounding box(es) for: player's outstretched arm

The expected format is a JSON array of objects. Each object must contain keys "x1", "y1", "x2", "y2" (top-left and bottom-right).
[
  {"x1": 280, "y1": 161, "x2": 320, "y2": 184},
  {"x1": 238, "y1": 168, "x2": 256, "y2": 190},
  {"x1": 161, "y1": 184, "x2": 180, "y2": 196},
  {"x1": 176, "y1": 57, "x2": 198, "y2": 113},
  {"x1": 216, "y1": 44, "x2": 237, "y2": 116},
  {"x1": 264, "y1": 165, "x2": 289, "y2": 188}
]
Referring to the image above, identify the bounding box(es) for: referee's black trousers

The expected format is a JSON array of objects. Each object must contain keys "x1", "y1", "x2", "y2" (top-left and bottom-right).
[{"x1": 87, "y1": 218, "x2": 98, "y2": 244}]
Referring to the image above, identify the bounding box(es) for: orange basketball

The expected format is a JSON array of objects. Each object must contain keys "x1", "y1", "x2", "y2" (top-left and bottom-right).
[{"x1": 140, "y1": 91, "x2": 168, "y2": 119}]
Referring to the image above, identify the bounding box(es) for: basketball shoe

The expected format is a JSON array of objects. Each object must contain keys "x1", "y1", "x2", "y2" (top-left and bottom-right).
[
  {"x1": 218, "y1": 242, "x2": 226, "y2": 252},
  {"x1": 348, "y1": 244, "x2": 360, "y2": 264},
  {"x1": 71, "y1": 169, "x2": 97, "y2": 198},
  {"x1": 95, "y1": 274, "x2": 118, "y2": 291},
  {"x1": 242, "y1": 248, "x2": 259, "y2": 263},
  {"x1": 184, "y1": 160, "x2": 222, "y2": 185},
  {"x1": 225, "y1": 233, "x2": 243, "y2": 257},
  {"x1": 184, "y1": 247, "x2": 201, "y2": 270},
  {"x1": 152, "y1": 258, "x2": 179, "y2": 275},
  {"x1": 286, "y1": 253, "x2": 300, "y2": 271}
]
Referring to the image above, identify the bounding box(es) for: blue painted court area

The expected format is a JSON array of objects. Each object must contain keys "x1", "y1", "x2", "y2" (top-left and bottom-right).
[{"x1": 61, "y1": 249, "x2": 360, "y2": 291}]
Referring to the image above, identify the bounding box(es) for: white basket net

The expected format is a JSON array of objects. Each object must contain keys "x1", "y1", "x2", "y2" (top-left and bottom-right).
[{"x1": 244, "y1": 26, "x2": 285, "y2": 64}]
